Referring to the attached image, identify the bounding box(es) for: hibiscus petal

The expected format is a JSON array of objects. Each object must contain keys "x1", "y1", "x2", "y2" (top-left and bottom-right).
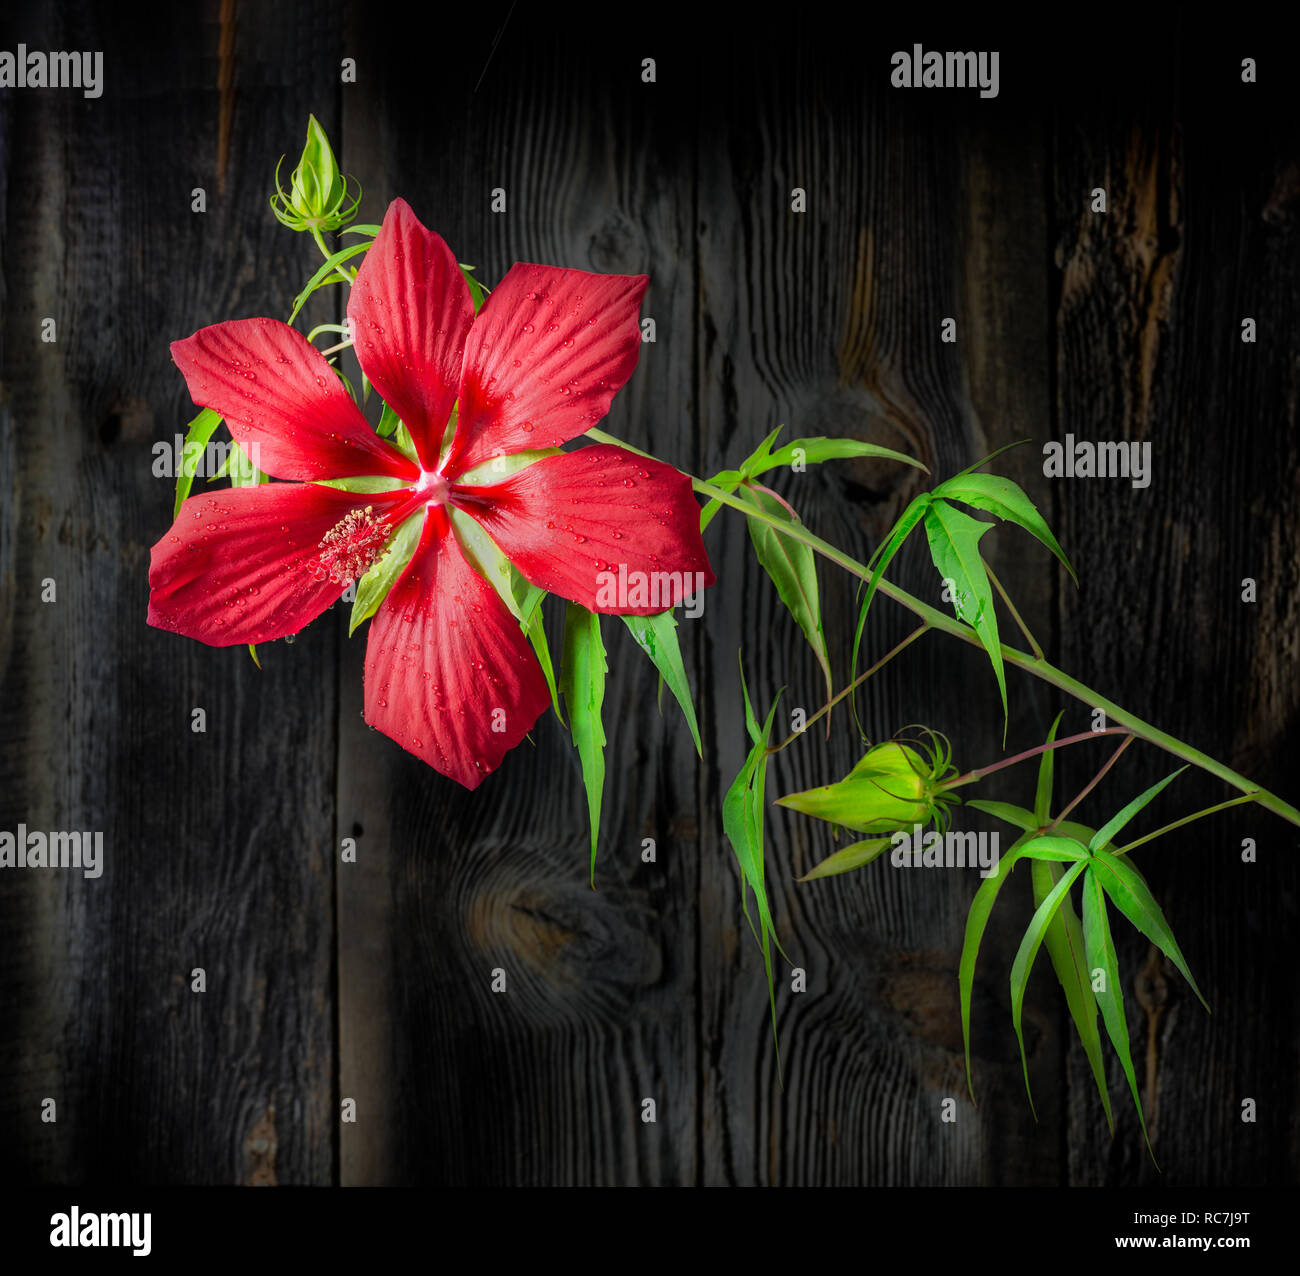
[
  {"x1": 171, "y1": 317, "x2": 418, "y2": 482},
  {"x1": 445, "y1": 263, "x2": 648, "y2": 476},
  {"x1": 363, "y1": 507, "x2": 550, "y2": 789},
  {"x1": 148, "y1": 481, "x2": 415, "y2": 645},
  {"x1": 451, "y1": 444, "x2": 714, "y2": 614},
  {"x1": 347, "y1": 198, "x2": 475, "y2": 470}
]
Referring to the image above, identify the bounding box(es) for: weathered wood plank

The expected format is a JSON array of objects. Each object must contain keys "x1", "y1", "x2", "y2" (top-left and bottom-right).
[
  {"x1": 1050, "y1": 36, "x2": 1300, "y2": 1183},
  {"x1": 335, "y1": 9, "x2": 703, "y2": 1185},
  {"x1": 0, "y1": 0, "x2": 338, "y2": 1184}
]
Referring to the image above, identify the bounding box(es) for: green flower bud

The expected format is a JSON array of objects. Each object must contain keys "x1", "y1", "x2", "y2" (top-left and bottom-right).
[
  {"x1": 775, "y1": 733, "x2": 959, "y2": 836},
  {"x1": 271, "y1": 115, "x2": 361, "y2": 233}
]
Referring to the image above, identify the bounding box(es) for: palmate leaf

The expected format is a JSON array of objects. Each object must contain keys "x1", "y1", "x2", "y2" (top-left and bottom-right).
[
  {"x1": 561, "y1": 604, "x2": 608, "y2": 887},
  {"x1": 1089, "y1": 848, "x2": 1209, "y2": 1012},
  {"x1": 1082, "y1": 864, "x2": 1156, "y2": 1161},
  {"x1": 1010, "y1": 857, "x2": 1089, "y2": 1117},
  {"x1": 923, "y1": 498, "x2": 1007, "y2": 728},
  {"x1": 1032, "y1": 858, "x2": 1114, "y2": 1134},
  {"x1": 621, "y1": 609, "x2": 702, "y2": 756},
  {"x1": 722, "y1": 656, "x2": 787, "y2": 1073},
  {"x1": 1089, "y1": 768, "x2": 1187, "y2": 853},
  {"x1": 931, "y1": 472, "x2": 1077, "y2": 586},
  {"x1": 738, "y1": 485, "x2": 833, "y2": 720}
]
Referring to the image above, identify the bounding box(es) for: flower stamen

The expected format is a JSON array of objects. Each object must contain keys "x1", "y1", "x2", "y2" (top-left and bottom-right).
[{"x1": 315, "y1": 505, "x2": 390, "y2": 586}]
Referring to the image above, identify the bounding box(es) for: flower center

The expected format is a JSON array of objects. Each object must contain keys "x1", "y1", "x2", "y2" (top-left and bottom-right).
[
  {"x1": 412, "y1": 469, "x2": 450, "y2": 506},
  {"x1": 315, "y1": 505, "x2": 390, "y2": 586}
]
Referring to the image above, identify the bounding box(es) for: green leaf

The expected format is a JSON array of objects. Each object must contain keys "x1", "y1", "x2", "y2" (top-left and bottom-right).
[
  {"x1": 524, "y1": 600, "x2": 562, "y2": 725},
  {"x1": 739, "y1": 485, "x2": 833, "y2": 716},
  {"x1": 931, "y1": 472, "x2": 1077, "y2": 586},
  {"x1": 850, "y1": 493, "x2": 930, "y2": 737},
  {"x1": 172, "y1": 407, "x2": 223, "y2": 517},
  {"x1": 621, "y1": 610, "x2": 702, "y2": 756},
  {"x1": 923, "y1": 498, "x2": 1007, "y2": 730},
  {"x1": 965, "y1": 799, "x2": 1038, "y2": 832},
  {"x1": 348, "y1": 511, "x2": 422, "y2": 636},
  {"x1": 226, "y1": 439, "x2": 265, "y2": 488},
  {"x1": 722, "y1": 656, "x2": 786, "y2": 1075},
  {"x1": 959, "y1": 832, "x2": 1031, "y2": 1100},
  {"x1": 288, "y1": 240, "x2": 371, "y2": 324},
  {"x1": 340, "y1": 223, "x2": 382, "y2": 236},
  {"x1": 945, "y1": 439, "x2": 1031, "y2": 483},
  {"x1": 1089, "y1": 768, "x2": 1187, "y2": 853},
  {"x1": 1010, "y1": 857, "x2": 1089, "y2": 1117},
  {"x1": 318, "y1": 475, "x2": 408, "y2": 494},
  {"x1": 561, "y1": 604, "x2": 607, "y2": 886},
  {"x1": 448, "y1": 507, "x2": 527, "y2": 620},
  {"x1": 376, "y1": 400, "x2": 401, "y2": 438},
  {"x1": 1089, "y1": 848, "x2": 1209, "y2": 1012},
  {"x1": 796, "y1": 836, "x2": 893, "y2": 882},
  {"x1": 698, "y1": 468, "x2": 744, "y2": 532},
  {"x1": 460, "y1": 264, "x2": 487, "y2": 312},
  {"x1": 1035, "y1": 711, "x2": 1066, "y2": 824},
  {"x1": 1021, "y1": 835, "x2": 1090, "y2": 862},
  {"x1": 760, "y1": 436, "x2": 926, "y2": 475},
  {"x1": 1082, "y1": 865, "x2": 1155, "y2": 1162},
  {"x1": 1031, "y1": 858, "x2": 1114, "y2": 1133}
]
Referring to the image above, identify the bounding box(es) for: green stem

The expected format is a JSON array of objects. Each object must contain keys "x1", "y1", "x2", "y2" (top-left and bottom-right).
[
  {"x1": 1112, "y1": 794, "x2": 1258, "y2": 858},
  {"x1": 986, "y1": 561, "x2": 1044, "y2": 660},
  {"x1": 310, "y1": 224, "x2": 354, "y2": 285},
  {"x1": 767, "y1": 623, "x2": 928, "y2": 754},
  {"x1": 946, "y1": 727, "x2": 1131, "y2": 791},
  {"x1": 1052, "y1": 735, "x2": 1133, "y2": 828},
  {"x1": 583, "y1": 428, "x2": 1300, "y2": 830}
]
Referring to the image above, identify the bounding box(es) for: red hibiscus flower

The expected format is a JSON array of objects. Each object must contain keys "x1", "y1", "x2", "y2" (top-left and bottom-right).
[{"x1": 148, "y1": 198, "x2": 714, "y2": 788}]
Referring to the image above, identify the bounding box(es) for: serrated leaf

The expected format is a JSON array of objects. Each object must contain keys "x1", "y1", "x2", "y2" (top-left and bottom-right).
[
  {"x1": 561, "y1": 604, "x2": 607, "y2": 886},
  {"x1": 349, "y1": 511, "x2": 421, "y2": 635},
  {"x1": 850, "y1": 493, "x2": 930, "y2": 737},
  {"x1": 1035, "y1": 710, "x2": 1066, "y2": 824},
  {"x1": 959, "y1": 832, "x2": 1031, "y2": 1101},
  {"x1": 1011, "y1": 857, "x2": 1089, "y2": 1116},
  {"x1": 932, "y1": 472, "x2": 1077, "y2": 586},
  {"x1": 621, "y1": 610, "x2": 701, "y2": 756},
  {"x1": 1089, "y1": 848, "x2": 1209, "y2": 1012},
  {"x1": 1032, "y1": 858, "x2": 1114, "y2": 1133},
  {"x1": 966, "y1": 799, "x2": 1039, "y2": 832},
  {"x1": 1082, "y1": 865, "x2": 1155, "y2": 1162},
  {"x1": 796, "y1": 836, "x2": 893, "y2": 881},
  {"x1": 1089, "y1": 768, "x2": 1187, "y2": 853},
  {"x1": 924, "y1": 498, "x2": 1007, "y2": 730},
  {"x1": 740, "y1": 485, "x2": 832, "y2": 717},
  {"x1": 172, "y1": 407, "x2": 223, "y2": 517},
  {"x1": 723, "y1": 656, "x2": 786, "y2": 1075}
]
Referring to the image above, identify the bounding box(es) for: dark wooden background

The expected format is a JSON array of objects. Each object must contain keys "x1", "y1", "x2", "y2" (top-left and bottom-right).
[{"x1": 2, "y1": 1, "x2": 1297, "y2": 1186}]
